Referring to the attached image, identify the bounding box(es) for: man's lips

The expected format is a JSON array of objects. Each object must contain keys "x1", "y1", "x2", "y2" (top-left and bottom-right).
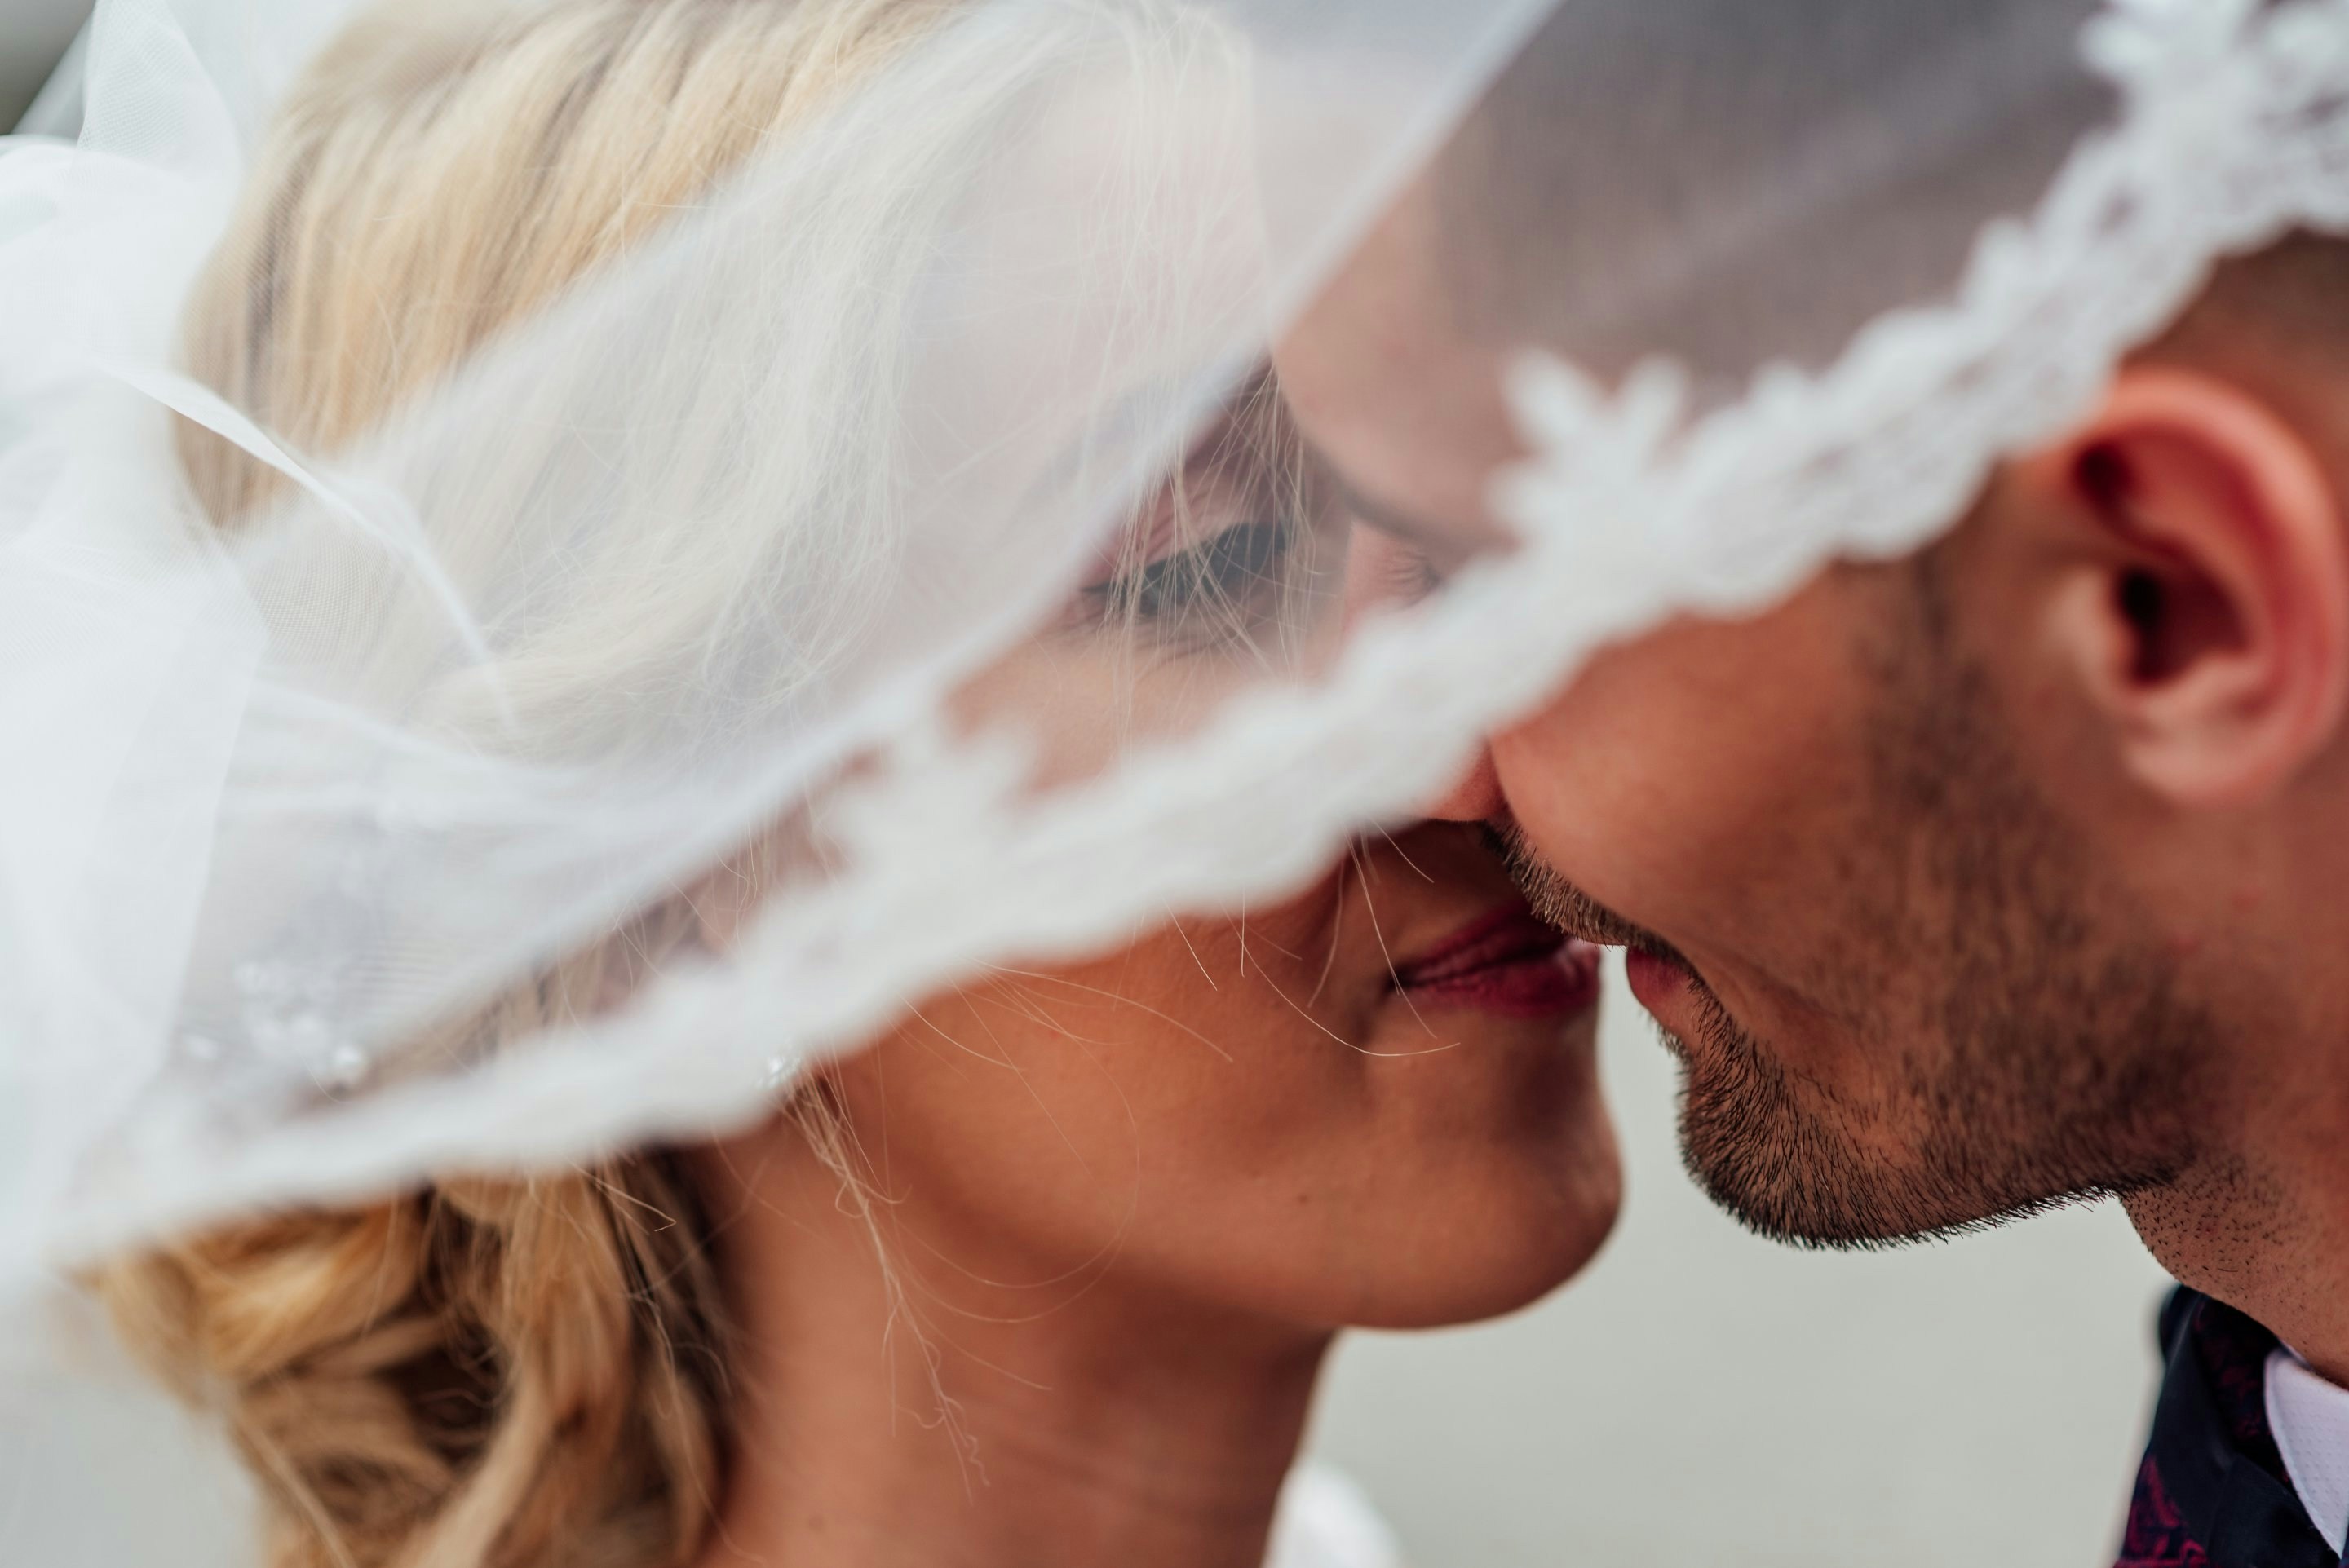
[
  {"x1": 1391, "y1": 904, "x2": 1601, "y2": 1020},
  {"x1": 1622, "y1": 947, "x2": 1696, "y2": 1023},
  {"x1": 1528, "y1": 897, "x2": 1698, "y2": 1017}
]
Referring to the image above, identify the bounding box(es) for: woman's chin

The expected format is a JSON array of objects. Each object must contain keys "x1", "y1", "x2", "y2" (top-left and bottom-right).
[
  {"x1": 1312, "y1": 1023, "x2": 1622, "y2": 1329},
  {"x1": 1346, "y1": 1218, "x2": 1618, "y2": 1331},
  {"x1": 1332, "y1": 1137, "x2": 1624, "y2": 1332}
]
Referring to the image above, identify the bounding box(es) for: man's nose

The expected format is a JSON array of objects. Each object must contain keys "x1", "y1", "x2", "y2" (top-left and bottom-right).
[{"x1": 1423, "y1": 746, "x2": 1505, "y2": 822}]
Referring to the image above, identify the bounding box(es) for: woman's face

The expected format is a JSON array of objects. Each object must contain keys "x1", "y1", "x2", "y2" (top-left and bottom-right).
[
  {"x1": 812, "y1": 395, "x2": 1620, "y2": 1332},
  {"x1": 825, "y1": 819, "x2": 1618, "y2": 1332}
]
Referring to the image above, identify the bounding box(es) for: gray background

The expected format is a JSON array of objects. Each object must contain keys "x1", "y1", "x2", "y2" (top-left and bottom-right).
[
  {"x1": 2, "y1": 0, "x2": 86, "y2": 132},
  {"x1": 3, "y1": 10, "x2": 2172, "y2": 1562}
]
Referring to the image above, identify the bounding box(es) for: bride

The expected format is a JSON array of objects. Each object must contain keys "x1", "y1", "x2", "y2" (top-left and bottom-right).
[{"x1": 87, "y1": 4, "x2": 1621, "y2": 1566}]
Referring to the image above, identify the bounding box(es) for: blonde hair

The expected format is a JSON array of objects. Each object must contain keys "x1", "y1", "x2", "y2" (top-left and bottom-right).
[
  {"x1": 99, "y1": 2, "x2": 953, "y2": 1565},
  {"x1": 179, "y1": 0, "x2": 953, "y2": 522},
  {"x1": 98, "y1": 0, "x2": 1290, "y2": 1559}
]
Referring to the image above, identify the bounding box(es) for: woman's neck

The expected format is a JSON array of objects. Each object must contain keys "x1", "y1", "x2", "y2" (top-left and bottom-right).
[{"x1": 691, "y1": 1129, "x2": 1331, "y2": 1568}]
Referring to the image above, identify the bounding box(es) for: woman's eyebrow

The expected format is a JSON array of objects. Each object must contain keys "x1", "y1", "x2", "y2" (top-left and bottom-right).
[{"x1": 1308, "y1": 448, "x2": 1489, "y2": 568}]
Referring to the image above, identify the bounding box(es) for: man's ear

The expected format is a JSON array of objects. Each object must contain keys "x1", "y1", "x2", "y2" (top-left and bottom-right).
[{"x1": 2010, "y1": 365, "x2": 2349, "y2": 807}]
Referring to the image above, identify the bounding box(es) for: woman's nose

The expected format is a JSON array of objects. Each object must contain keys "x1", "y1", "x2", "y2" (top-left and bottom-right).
[{"x1": 1423, "y1": 746, "x2": 1505, "y2": 822}]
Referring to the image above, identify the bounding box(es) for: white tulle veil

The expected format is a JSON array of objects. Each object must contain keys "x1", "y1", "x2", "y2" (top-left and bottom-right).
[{"x1": 4, "y1": 0, "x2": 2348, "y2": 1358}]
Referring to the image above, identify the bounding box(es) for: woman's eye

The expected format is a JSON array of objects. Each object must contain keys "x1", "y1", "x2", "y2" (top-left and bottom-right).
[{"x1": 1086, "y1": 519, "x2": 1298, "y2": 625}]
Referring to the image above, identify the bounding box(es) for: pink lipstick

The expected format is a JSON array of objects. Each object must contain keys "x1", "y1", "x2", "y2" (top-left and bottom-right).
[{"x1": 1391, "y1": 904, "x2": 1602, "y2": 1019}]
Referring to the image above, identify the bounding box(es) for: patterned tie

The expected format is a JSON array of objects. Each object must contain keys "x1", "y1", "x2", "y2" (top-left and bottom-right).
[{"x1": 2116, "y1": 1289, "x2": 2338, "y2": 1568}]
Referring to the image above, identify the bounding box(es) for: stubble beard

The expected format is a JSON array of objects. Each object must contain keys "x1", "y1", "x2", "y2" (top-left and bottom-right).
[{"x1": 1498, "y1": 573, "x2": 2214, "y2": 1251}]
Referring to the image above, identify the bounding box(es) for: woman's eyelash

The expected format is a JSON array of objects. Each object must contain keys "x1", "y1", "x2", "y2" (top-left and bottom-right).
[
  {"x1": 1086, "y1": 519, "x2": 1297, "y2": 622},
  {"x1": 1387, "y1": 545, "x2": 1444, "y2": 602}
]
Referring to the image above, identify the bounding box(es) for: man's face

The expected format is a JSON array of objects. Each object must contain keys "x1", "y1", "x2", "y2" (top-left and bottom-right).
[
  {"x1": 1278, "y1": 201, "x2": 2214, "y2": 1248},
  {"x1": 1493, "y1": 562, "x2": 2218, "y2": 1247}
]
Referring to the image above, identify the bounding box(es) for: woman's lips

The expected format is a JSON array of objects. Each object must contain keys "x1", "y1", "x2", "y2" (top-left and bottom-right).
[{"x1": 1391, "y1": 905, "x2": 1602, "y2": 1019}]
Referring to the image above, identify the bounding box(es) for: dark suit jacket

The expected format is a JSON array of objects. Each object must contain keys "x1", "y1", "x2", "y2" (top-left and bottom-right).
[{"x1": 2116, "y1": 1288, "x2": 2337, "y2": 1567}]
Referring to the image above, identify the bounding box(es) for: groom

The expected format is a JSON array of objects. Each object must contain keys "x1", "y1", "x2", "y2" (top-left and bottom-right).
[{"x1": 1281, "y1": 6, "x2": 2349, "y2": 1566}]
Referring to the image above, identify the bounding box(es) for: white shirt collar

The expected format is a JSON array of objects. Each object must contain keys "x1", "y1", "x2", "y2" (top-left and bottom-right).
[{"x1": 2265, "y1": 1345, "x2": 2349, "y2": 1553}]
